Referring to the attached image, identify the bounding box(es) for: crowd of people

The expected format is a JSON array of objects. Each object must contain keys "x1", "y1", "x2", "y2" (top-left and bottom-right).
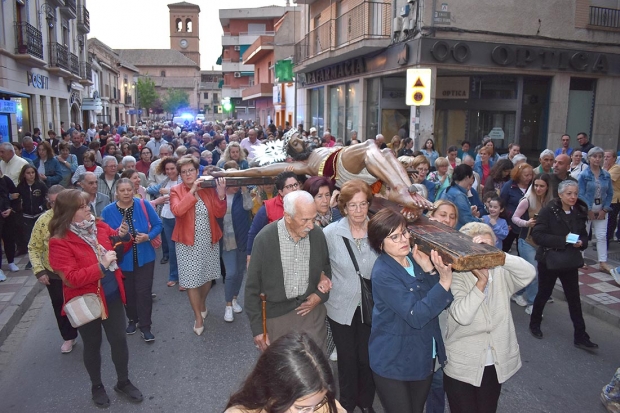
[{"x1": 4, "y1": 119, "x2": 620, "y2": 412}]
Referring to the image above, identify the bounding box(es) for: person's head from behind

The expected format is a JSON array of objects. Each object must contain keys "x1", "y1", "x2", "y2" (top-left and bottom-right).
[
  {"x1": 460, "y1": 222, "x2": 496, "y2": 246},
  {"x1": 428, "y1": 200, "x2": 458, "y2": 228},
  {"x1": 226, "y1": 332, "x2": 338, "y2": 413},
  {"x1": 49, "y1": 189, "x2": 92, "y2": 238},
  {"x1": 452, "y1": 164, "x2": 474, "y2": 190}
]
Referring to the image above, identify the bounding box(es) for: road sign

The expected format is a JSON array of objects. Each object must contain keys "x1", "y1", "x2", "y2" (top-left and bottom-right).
[{"x1": 406, "y1": 68, "x2": 432, "y2": 106}]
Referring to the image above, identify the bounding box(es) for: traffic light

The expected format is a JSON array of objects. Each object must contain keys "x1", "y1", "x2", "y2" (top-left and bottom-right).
[{"x1": 222, "y1": 97, "x2": 234, "y2": 113}]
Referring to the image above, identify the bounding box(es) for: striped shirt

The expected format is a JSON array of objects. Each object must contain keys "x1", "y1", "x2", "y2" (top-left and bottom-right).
[{"x1": 277, "y1": 219, "x2": 310, "y2": 299}]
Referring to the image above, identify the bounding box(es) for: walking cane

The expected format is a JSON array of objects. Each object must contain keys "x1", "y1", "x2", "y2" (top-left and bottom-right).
[{"x1": 260, "y1": 293, "x2": 267, "y2": 344}]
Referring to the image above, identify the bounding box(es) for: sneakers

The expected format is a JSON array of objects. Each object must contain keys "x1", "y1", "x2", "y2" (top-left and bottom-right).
[
  {"x1": 232, "y1": 299, "x2": 243, "y2": 313},
  {"x1": 114, "y1": 380, "x2": 143, "y2": 403},
  {"x1": 0, "y1": 270, "x2": 6, "y2": 282},
  {"x1": 600, "y1": 262, "x2": 613, "y2": 275},
  {"x1": 612, "y1": 267, "x2": 620, "y2": 285},
  {"x1": 25, "y1": 261, "x2": 32, "y2": 270},
  {"x1": 61, "y1": 339, "x2": 76, "y2": 354},
  {"x1": 224, "y1": 306, "x2": 234, "y2": 322},
  {"x1": 7, "y1": 263, "x2": 19, "y2": 272},
  {"x1": 140, "y1": 329, "x2": 155, "y2": 343},
  {"x1": 330, "y1": 349, "x2": 338, "y2": 362},
  {"x1": 575, "y1": 338, "x2": 599, "y2": 351},
  {"x1": 91, "y1": 384, "x2": 110, "y2": 408},
  {"x1": 511, "y1": 294, "x2": 528, "y2": 307},
  {"x1": 126, "y1": 321, "x2": 137, "y2": 335},
  {"x1": 525, "y1": 305, "x2": 533, "y2": 315}
]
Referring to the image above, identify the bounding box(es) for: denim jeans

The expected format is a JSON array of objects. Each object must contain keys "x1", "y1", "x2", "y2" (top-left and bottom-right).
[
  {"x1": 222, "y1": 248, "x2": 246, "y2": 302},
  {"x1": 160, "y1": 219, "x2": 169, "y2": 257},
  {"x1": 161, "y1": 217, "x2": 178, "y2": 282},
  {"x1": 518, "y1": 238, "x2": 539, "y2": 305}
]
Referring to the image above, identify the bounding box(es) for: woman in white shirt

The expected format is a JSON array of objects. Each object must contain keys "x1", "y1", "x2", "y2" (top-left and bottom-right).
[{"x1": 569, "y1": 150, "x2": 588, "y2": 180}]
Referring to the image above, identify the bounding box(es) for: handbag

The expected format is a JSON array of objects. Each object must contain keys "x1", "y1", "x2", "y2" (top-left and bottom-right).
[
  {"x1": 63, "y1": 281, "x2": 103, "y2": 328},
  {"x1": 542, "y1": 245, "x2": 584, "y2": 270},
  {"x1": 342, "y1": 237, "x2": 373, "y2": 327},
  {"x1": 140, "y1": 199, "x2": 162, "y2": 248}
]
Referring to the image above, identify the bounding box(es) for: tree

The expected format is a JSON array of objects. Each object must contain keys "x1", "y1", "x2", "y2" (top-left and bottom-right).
[
  {"x1": 135, "y1": 77, "x2": 158, "y2": 111},
  {"x1": 162, "y1": 88, "x2": 190, "y2": 115}
]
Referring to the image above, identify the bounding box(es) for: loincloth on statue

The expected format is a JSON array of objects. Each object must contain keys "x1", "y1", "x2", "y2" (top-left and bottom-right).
[{"x1": 317, "y1": 148, "x2": 378, "y2": 189}]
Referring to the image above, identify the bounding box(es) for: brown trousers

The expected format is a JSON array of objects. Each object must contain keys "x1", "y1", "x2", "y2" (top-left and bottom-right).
[{"x1": 266, "y1": 303, "x2": 328, "y2": 353}]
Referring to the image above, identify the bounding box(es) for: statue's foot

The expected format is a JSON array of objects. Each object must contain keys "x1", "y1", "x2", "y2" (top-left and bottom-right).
[{"x1": 400, "y1": 207, "x2": 421, "y2": 222}]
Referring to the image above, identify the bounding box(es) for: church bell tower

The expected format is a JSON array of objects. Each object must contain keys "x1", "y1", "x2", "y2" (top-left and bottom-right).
[{"x1": 168, "y1": 2, "x2": 201, "y2": 67}]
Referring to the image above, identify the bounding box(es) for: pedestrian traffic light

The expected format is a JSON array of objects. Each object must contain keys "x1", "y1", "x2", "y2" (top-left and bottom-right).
[{"x1": 222, "y1": 97, "x2": 234, "y2": 113}]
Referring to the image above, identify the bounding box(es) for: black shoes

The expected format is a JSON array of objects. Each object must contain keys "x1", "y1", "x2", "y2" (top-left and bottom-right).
[
  {"x1": 91, "y1": 384, "x2": 110, "y2": 408},
  {"x1": 575, "y1": 338, "x2": 599, "y2": 351},
  {"x1": 140, "y1": 329, "x2": 155, "y2": 343},
  {"x1": 529, "y1": 325, "x2": 543, "y2": 339},
  {"x1": 114, "y1": 380, "x2": 143, "y2": 403},
  {"x1": 361, "y1": 408, "x2": 377, "y2": 413},
  {"x1": 160, "y1": 256, "x2": 169, "y2": 264},
  {"x1": 126, "y1": 321, "x2": 137, "y2": 335}
]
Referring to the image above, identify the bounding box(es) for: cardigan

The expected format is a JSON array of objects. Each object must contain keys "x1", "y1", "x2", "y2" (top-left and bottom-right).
[
  {"x1": 169, "y1": 183, "x2": 226, "y2": 245},
  {"x1": 245, "y1": 221, "x2": 332, "y2": 337},
  {"x1": 323, "y1": 217, "x2": 378, "y2": 325},
  {"x1": 444, "y1": 254, "x2": 535, "y2": 387},
  {"x1": 369, "y1": 253, "x2": 453, "y2": 381},
  {"x1": 28, "y1": 209, "x2": 56, "y2": 279},
  {"x1": 101, "y1": 198, "x2": 162, "y2": 271}
]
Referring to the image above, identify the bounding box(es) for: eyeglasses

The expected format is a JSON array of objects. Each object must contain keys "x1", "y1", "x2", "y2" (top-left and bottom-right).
[
  {"x1": 283, "y1": 182, "x2": 300, "y2": 191},
  {"x1": 294, "y1": 396, "x2": 328, "y2": 413},
  {"x1": 346, "y1": 201, "x2": 369, "y2": 211},
  {"x1": 387, "y1": 229, "x2": 410, "y2": 243},
  {"x1": 181, "y1": 168, "x2": 196, "y2": 175}
]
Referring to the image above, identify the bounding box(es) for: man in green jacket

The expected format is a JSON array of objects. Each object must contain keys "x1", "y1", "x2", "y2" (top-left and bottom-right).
[{"x1": 246, "y1": 190, "x2": 332, "y2": 352}]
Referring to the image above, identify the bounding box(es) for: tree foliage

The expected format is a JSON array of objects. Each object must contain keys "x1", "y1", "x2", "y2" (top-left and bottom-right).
[
  {"x1": 135, "y1": 77, "x2": 158, "y2": 111},
  {"x1": 162, "y1": 88, "x2": 190, "y2": 115}
]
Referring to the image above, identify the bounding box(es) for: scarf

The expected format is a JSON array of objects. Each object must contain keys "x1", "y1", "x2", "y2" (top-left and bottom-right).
[
  {"x1": 316, "y1": 209, "x2": 333, "y2": 228},
  {"x1": 69, "y1": 215, "x2": 118, "y2": 271}
]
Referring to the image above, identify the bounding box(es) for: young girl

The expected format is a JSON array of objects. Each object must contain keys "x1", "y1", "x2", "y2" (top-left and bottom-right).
[
  {"x1": 482, "y1": 195, "x2": 509, "y2": 249},
  {"x1": 17, "y1": 165, "x2": 48, "y2": 270}
]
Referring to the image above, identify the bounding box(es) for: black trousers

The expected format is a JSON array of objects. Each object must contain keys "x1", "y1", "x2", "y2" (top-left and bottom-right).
[
  {"x1": 13, "y1": 212, "x2": 28, "y2": 253},
  {"x1": 328, "y1": 308, "x2": 375, "y2": 412},
  {"x1": 373, "y1": 371, "x2": 433, "y2": 413},
  {"x1": 444, "y1": 366, "x2": 502, "y2": 413},
  {"x1": 530, "y1": 262, "x2": 588, "y2": 341},
  {"x1": 1, "y1": 214, "x2": 16, "y2": 263},
  {"x1": 608, "y1": 202, "x2": 620, "y2": 242},
  {"x1": 122, "y1": 261, "x2": 155, "y2": 329},
  {"x1": 46, "y1": 277, "x2": 78, "y2": 341},
  {"x1": 501, "y1": 230, "x2": 519, "y2": 254},
  {"x1": 78, "y1": 298, "x2": 129, "y2": 386}
]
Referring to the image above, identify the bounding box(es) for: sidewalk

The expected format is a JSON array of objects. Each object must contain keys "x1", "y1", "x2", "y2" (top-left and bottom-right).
[{"x1": 0, "y1": 254, "x2": 43, "y2": 346}]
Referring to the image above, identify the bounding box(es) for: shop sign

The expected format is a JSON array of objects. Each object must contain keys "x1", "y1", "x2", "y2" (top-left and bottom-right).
[
  {"x1": 434, "y1": 11, "x2": 451, "y2": 25},
  {"x1": 0, "y1": 100, "x2": 18, "y2": 114},
  {"x1": 305, "y1": 58, "x2": 366, "y2": 86},
  {"x1": 488, "y1": 127, "x2": 505, "y2": 140},
  {"x1": 436, "y1": 77, "x2": 469, "y2": 99},
  {"x1": 27, "y1": 72, "x2": 49, "y2": 89},
  {"x1": 406, "y1": 68, "x2": 432, "y2": 106}
]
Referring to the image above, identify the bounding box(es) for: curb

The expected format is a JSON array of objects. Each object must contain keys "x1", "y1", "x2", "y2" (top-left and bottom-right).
[
  {"x1": 0, "y1": 279, "x2": 44, "y2": 347},
  {"x1": 553, "y1": 283, "x2": 620, "y2": 328}
]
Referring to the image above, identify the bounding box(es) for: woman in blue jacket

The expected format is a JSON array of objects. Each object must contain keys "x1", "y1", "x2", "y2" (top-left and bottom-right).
[
  {"x1": 102, "y1": 178, "x2": 162, "y2": 342},
  {"x1": 440, "y1": 164, "x2": 481, "y2": 230},
  {"x1": 33, "y1": 141, "x2": 62, "y2": 187},
  {"x1": 367, "y1": 208, "x2": 453, "y2": 413}
]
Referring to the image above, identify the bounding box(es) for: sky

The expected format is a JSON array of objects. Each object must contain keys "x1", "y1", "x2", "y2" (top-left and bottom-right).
[{"x1": 88, "y1": 0, "x2": 290, "y2": 70}]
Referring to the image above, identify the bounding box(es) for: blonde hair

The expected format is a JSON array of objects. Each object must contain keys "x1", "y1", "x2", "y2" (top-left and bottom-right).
[
  {"x1": 459, "y1": 222, "x2": 497, "y2": 244},
  {"x1": 434, "y1": 157, "x2": 449, "y2": 168},
  {"x1": 427, "y1": 199, "x2": 459, "y2": 226}
]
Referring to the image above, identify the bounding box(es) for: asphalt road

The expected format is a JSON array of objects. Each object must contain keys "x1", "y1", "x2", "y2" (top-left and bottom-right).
[{"x1": 0, "y1": 257, "x2": 618, "y2": 413}]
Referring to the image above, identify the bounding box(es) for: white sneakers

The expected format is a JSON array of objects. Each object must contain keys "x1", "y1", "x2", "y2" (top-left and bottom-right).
[
  {"x1": 330, "y1": 349, "x2": 338, "y2": 362},
  {"x1": 232, "y1": 299, "x2": 243, "y2": 314},
  {"x1": 0, "y1": 270, "x2": 6, "y2": 282},
  {"x1": 525, "y1": 305, "x2": 533, "y2": 315},
  {"x1": 511, "y1": 294, "x2": 528, "y2": 307},
  {"x1": 7, "y1": 263, "x2": 19, "y2": 272},
  {"x1": 224, "y1": 306, "x2": 234, "y2": 322},
  {"x1": 61, "y1": 339, "x2": 76, "y2": 354}
]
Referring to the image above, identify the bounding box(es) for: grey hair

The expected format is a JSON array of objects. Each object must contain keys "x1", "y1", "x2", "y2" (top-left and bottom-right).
[
  {"x1": 159, "y1": 144, "x2": 172, "y2": 153},
  {"x1": 22, "y1": 136, "x2": 33, "y2": 144},
  {"x1": 539, "y1": 149, "x2": 554, "y2": 159},
  {"x1": 512, "y1": 154, "x2": 527, "y2": 165},
  {"x1": 77, "y1": 171, "x2": 97, "y2": 183},
  {"x1": 462, "y1": 155, "x2": 474, "y2": 163},
  {"x1": 201, "y1": 150, "x2": 212, "y2": 158},
  {"x1": 283, "y1": 191, "x2": 314, "y2": 218},
  {"x1": 588, "y1": 146, "x2": 605, "y2": 159},
  {"x1": 102, "y1": 156, "x2": 118, "y2": 167},
  {"x1": 121, "y1": 156, "x2": 136, "y2": 167},
  {"x1": 0, "y1": 142, "x2": 15, "y2": 153},
  {"x1": 375, "y1": 134, "x2": 384, "y2": 140},
  {"x1": 558, "y1": 179, "x2": 579, "y2": 195}
]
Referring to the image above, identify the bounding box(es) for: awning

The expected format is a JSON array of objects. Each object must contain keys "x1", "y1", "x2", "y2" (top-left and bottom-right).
[
  {"x1": 0, "y1": 88, "x2": 29, "y2": 98},
  {"x1": 240, "y1": 71, "x2": 254, "y2": 77}
]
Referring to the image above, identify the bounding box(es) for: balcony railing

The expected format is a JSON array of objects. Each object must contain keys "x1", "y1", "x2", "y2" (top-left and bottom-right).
[
  {"x1": 80, "y1": 61, "x2": 92, "y2": 80},
  {"x1": 70, "y1": 52, "x2": 79, "y2": 76},
  {"x1": 125, "y1": 95, "x2": 133, "y2": 105},
  {"x1": 14, "y1": 22, "x2": 44, "y2": 59},
  {"x1": 590, "y1": 6, "x2": 620, "y2": 29},
  {"x1": 49, "y1": 42, "x2": 70, "y2": 71},
  {"x1": 295, "y1": 1, "x2": 390, "y2": 64},
  {"x1": 77, "y1": 6, "x2": 90, "y2": 33}
]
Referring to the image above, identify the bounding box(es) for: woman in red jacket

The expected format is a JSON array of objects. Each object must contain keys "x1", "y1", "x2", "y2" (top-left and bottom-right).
[
  {"x1": 48, "y1": 189, "x2": 143, "y2": 409},
  {"x1": 170, "y1": 156, "x2": 226, "y2": 336}
]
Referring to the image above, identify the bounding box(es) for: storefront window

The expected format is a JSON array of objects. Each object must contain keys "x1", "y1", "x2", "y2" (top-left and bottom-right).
[
  {"x1": 330, "y1": 82, "x2": 358, "y2": 142},
  {"x1": 309, "y1": 87, "x2": 324, "y2": 136},
  {"x1": 366, "y1": 78, "x2": 380, "y2": 141},
  {"x1": 13, "y1": 97, "x2": 30, "y2": 138},
  {"x1": 520, "y1": 77, "x2": 551, "y2": 158},
  {"x1": 345, "y1": 83, "x2": 358, "y2": 142}
]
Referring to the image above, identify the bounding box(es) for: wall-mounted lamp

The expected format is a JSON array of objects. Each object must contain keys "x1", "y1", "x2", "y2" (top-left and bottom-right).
[{"x1": 39, "y1": 3, "x2": 56, "y2": 29}]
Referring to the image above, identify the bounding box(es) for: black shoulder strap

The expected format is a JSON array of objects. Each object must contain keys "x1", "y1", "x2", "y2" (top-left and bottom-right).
[{"x1": 342, "y1": 237, "x2": 362, "y2": 280}]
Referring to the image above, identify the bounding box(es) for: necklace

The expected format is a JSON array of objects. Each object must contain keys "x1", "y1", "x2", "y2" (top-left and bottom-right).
[{"x1": 353, "y1": 237, "x2": 363, "y2": 252}]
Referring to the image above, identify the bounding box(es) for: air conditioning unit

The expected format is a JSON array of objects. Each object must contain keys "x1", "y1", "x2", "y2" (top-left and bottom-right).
[
  {"x1": 234, "y1": 45, "x2": 241, "y2": 51},
  {"x1": 234, "y1": 72, "x2": 241, "y2": 78}
]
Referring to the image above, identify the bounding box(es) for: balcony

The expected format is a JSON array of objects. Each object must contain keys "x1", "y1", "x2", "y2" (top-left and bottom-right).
[
  {"x1": 589, "y1": 6, "x2": 620, "y2": 29},
  {"x1": 79, "y1": 61, "x2": 94, "y2": 86},
  {"x1": 222, "y1": 85, "x2": 250, "y2": 99},
  {"x1": 77, "y1": 5, "x2": 90, "y2": 33},
  {"x1": 13, "y1": 22, "x2": 45, "y2": 66},
  {"x1": 221, "y1": 58, "x2": 254, "y2": 73},
  {"x1": 48, "y1": 42, "x2": 70, "y2": 74},
  {"x1": 242, "y1": 83, "x2": 273, "y2": 100},
  {"x1": 124, "y1": 95, "x2": 133, "y2": 105},
  {"x1": 48, "y1": 0, "x2": 65, "y2": 6},
  {"x1": 222, "y1": 31, "x2": 275, "y2": 47},
  {"x1": 70, "y1": 52, "x2": 80, "y2": 76},
  {"x1": 242, "y1": 35, "x2": 275, "y2": 65},
  {"x1": 294, "y1": 1, "x2": 391, "y2": 71},
  {"x1": 60, "y1": 0, "x2": 77, "y2": 19}
]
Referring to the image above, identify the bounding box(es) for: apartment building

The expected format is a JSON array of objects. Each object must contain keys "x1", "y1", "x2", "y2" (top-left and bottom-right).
[
  {"x1": 293, "y1": 0, "x2": 620, "y2": 158},
  {"x1": 198, "y1": 70, "x2": 224, "y2": 122},
  {"x1": 0, "y1": 0, "x2": 92, "y2": 141}
]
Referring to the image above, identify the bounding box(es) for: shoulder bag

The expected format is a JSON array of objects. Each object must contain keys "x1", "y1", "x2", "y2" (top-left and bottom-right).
[
  {"x1": 342, "y1": 237, "x2": 373, "y2": 327},
  {"x1": 540, "y1": 207, "x2": 584, "y2": 270},
  {"x1": 140, "y1": 199, "x2": 162, "y2": 248},
  {"x1": 64, "y1": 281, "x2": 103, "y2": 328}
]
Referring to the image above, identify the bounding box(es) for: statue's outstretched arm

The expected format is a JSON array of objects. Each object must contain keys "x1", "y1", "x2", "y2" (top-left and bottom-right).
[{"x1": 213, "y1": 162, "x2": 312, "y2": 178}]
